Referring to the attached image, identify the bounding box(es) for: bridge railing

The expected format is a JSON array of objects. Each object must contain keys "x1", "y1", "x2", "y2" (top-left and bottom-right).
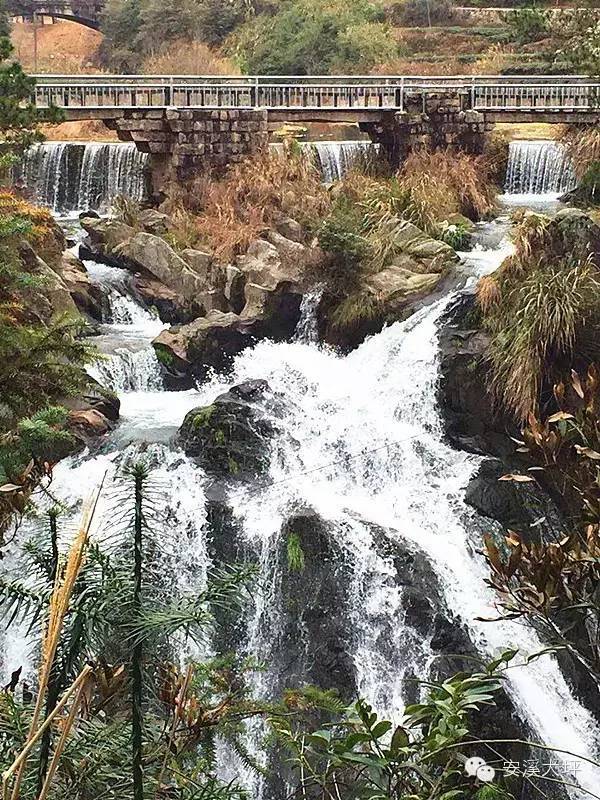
[{"x1": 31, "y1": 75, "x2": 600, "y2": 113}]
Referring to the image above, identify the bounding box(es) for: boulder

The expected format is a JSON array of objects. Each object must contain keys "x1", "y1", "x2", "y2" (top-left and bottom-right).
[
  {"x1": 465, "y1": 458, "x2": 563, "y2": 538},
  {"x1": 17, "y1": 241, "x2": 80, "y2": 322},
  {"x1": 365, "y1": 264, "x2": 443, "y2": 304},
  {"x1": 67, "y1": 408, "x2": 113, "y2": 439},
  {"x1": 276, "y1": 510, "x2": 356, "y2": 697},
  {"x1": 224, "y1": 265, "x2": 246, "y2": 314},
  {"x1": 138, "y1": 208, "x2": 169, "y2": 235},
  {"x1": 437, "y1": 293, "x2": 515, "y2": 457},
  {"x1": 60, "y1": 250, "x2": 106, "y2": 321},
  {"x1": 130, "y1": 272, "x2": 190, "y2": 323},
  {"x1": 272, "y1": 214, "x2": 305, "y2": 243},
  {"x1": 177, "y1": 380, "x2": 275, "y2": 479},
  {"x1": 80, "y1": 216, "x2": 136, "y2": 255},
  {"x1": 153, "y1": 310, "x2": 260, "y2": 380},
  {"x1": 181, "y1": 248, "x2": 214, "y2": 278},
  {"x1": 551, "y1": 208, "x2": 600, "y2": 265},
  {"x1": 113, "y1": 232, "x2": 207, "y2": 300},
  {"x1": 375, "y1": 218, "x2": 458, "y2": 273}
]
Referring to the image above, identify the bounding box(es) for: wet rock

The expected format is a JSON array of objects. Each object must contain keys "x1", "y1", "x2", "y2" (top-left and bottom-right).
[
  {"x1": 438, "y1": 293, "x2": 514, "y2": 457},
  {"x1": 276, "y1": 511, "x2": 356, "y2": 697},
  {"x1": 177, "y1": 380, "x2": 274, "y2": 480},
  {"x1": 62, "y1": 380, "x2": 120, "y2": 423},
  {"x1": 153, "y1": 310, "x2": 260, "y2": 380},
  {"x1": 67, "y1": 408, "x2": 113, "y2": 439},
  {"x1": 465, "y1": 458, "x2": 563, "y2": 536},
  {"x1": 130, "y1": 272, "x2": 192, "y2": 323},
  {"x1": 61, "y1": 251, "x2": 106, "y2": 321}
]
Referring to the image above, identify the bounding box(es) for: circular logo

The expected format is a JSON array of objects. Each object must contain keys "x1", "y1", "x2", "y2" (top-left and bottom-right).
[{"x1": 465, "y1": 756, "x2": 496, "y2": 782}]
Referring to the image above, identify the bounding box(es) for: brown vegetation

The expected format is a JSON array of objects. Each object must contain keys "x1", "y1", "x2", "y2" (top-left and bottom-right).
[
  {"x1": 10, "y1": 19, "x2": 102, "y2": 73},
  {"x1": 165, "y1": 146, "x2": 330, "y2": 262},
  {"x1": 141, "y1": 40, "x2": 238, "y2": 75}
]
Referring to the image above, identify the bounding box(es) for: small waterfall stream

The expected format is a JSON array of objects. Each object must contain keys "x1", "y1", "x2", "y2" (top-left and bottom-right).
[
  {"x1": 17, "y1": 142, "x2": 149, "y2": 213},
  {"x1": 504, "y1": 140, "x2": 577, "y2": 197},
  {"x1": 1, "y1": 157, "x2": 598, "y2": 797}
]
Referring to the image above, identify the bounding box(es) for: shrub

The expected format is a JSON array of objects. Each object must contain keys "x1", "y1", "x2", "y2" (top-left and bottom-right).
[
  {"x1": 502, "y1": 6, "x2": 550, "y2": 44},
  {"x1": 334, "y1": 21, "x2": 398, "y2": 71},
  {"x1": 318, "y1": 199, "x2": 371, "y2": 286},
  {"x1": 142, "y1": 40, "x2": 238, "y2": 74}
]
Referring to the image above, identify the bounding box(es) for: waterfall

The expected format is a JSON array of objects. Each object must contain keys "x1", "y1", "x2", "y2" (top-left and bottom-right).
[
  {"x1": 2, "y1": 214, "x2": 599, "y2": 797},
  {"x1": 504, "y1": 140, "x2": 577, "y2": 196},
  {"x1": 17, "y1": 142, "x2": 149, "y2": 214},
  {"x1": 293, "y1": 284, "x2": 323, "y2": 344},
  {"x1": 84, "y1": 260, "x2": 165, "y2": 393},
  {"x1": 311, "y1": 141, "x2": 377, "y2": 181}
]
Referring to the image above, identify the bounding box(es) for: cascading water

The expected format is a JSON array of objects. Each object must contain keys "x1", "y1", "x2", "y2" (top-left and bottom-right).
[
  {"x1": 83, "y1": 260, "x2": 165, "y2": 393},
  {"x1": 2, "y1": 187, "x2": 599, "y2": 798},
  {"x1": 504, "y1": 140, "x2": 577, "y2": 197},
  {"x1": 311, "y1": 141, "x2": 377, "y2": 181},
  {"x1": 17, "y1": 142, "x2": 149, "y2": 213}
]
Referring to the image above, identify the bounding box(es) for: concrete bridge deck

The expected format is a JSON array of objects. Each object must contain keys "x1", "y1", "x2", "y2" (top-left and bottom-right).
[{"x1": 32, "y1": 74, "x2": 600, "y2": 124}]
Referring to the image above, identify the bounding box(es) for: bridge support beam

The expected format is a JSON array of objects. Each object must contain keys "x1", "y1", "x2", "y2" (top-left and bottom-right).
[
  {"x1": 360, "y1": 93, "x2": 494, "y2": 167},
  {"x1": 105, "y1": 108, "x2": 269, "y2": 196}
]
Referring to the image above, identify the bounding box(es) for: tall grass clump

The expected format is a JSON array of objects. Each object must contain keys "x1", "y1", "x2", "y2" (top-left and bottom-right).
[
  {"x1": 563, "y1": 127, "x2": 600, "y2": 180},
  {"x1": 397, "y1": 150, "x2": 497, "y2": 226},
  {"x1": 167, "y1": 146, "x2": 330, "y2": 262},
  {"x1": 478, "y1": 212, "x2": 600, "y2": 419}
]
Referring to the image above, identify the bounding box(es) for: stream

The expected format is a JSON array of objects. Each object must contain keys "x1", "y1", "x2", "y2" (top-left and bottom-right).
[{"x1": 2, "y1": 142, "x2": 597, "y2": 798}]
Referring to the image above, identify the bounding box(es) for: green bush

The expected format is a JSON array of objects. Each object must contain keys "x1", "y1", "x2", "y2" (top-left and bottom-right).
[
  {"x1": 502, "y1": 6, "x2": 550, "y2": 44},
  {"x1": 318, "y1": 201, "x2": 371, "y2": 287}
]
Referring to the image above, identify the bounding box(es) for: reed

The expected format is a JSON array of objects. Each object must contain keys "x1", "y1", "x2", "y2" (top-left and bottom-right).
[{"x1": 4, "y1": 482, "x2": 103, "y2": 800}]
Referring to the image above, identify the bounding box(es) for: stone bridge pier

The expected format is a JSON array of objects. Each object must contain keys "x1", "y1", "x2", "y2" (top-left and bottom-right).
[
  {"x1": 105, "y1": 108, "x2": 269, "y2": 195},
  {"x1": 359, "y1": 91, "x2": 494, "y2": 165}
]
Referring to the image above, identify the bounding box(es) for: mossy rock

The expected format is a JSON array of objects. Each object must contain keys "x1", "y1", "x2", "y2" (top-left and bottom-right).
[{"x1": 177, "y1": 380, "x2": 275, "y2": 479}]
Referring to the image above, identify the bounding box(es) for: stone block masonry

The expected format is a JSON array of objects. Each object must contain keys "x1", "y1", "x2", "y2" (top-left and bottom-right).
[
  {"x1": 360, "y1": 92, "x2": 494, "y2": 167},
  {"x1": 105, "y1": 108, "x2": 269, "y2": 194}
]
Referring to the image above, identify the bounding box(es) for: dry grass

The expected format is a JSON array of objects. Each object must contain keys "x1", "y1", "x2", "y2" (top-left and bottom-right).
[
  {"x1": 471, "y1": 44, "x2": 515, "y2": 75},
  {"x1": 398, "y1": 149, "x2": 497, "y2": 223},
  {"x1": 167, "y1": 147, "x2": 330, "y2": 262},
  {"x1": 562, "y1": 127, "x2": 600, "y2": 180},
  {"x1": 10, "y1": 19, "x2": 102, "y2": 73},
  {"x1": 476, "y1": 275, "x2": 501, "y2": 314},
  {"x1": 142, "y1": 40, "x2": 238, "y2": 75}
]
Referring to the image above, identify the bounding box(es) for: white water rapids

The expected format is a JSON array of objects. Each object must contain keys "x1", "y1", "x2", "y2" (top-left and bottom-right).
[{"x1": 1, "y1": 202, "x2": 599, "y2": 797}]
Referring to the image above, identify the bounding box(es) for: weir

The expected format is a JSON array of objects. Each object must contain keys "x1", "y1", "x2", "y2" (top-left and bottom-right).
[
  {"x1": 16, "y1": 141, "x2": 149, "y2": 213},
  {"x1": 504, "y1": 140, "x2": 577, "y2": 196}
]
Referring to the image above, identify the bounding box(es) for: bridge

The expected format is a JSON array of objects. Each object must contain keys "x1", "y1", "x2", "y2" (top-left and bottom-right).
[
  {"x1": 9, "y1": 0, "x2": 102, "y2": 29},
  {"x1": 30, "y1": 74, "x2": 599, "y2": 191},
  {"x1": 33, "y1": 74, "x2": 600, "y2": 125}
]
